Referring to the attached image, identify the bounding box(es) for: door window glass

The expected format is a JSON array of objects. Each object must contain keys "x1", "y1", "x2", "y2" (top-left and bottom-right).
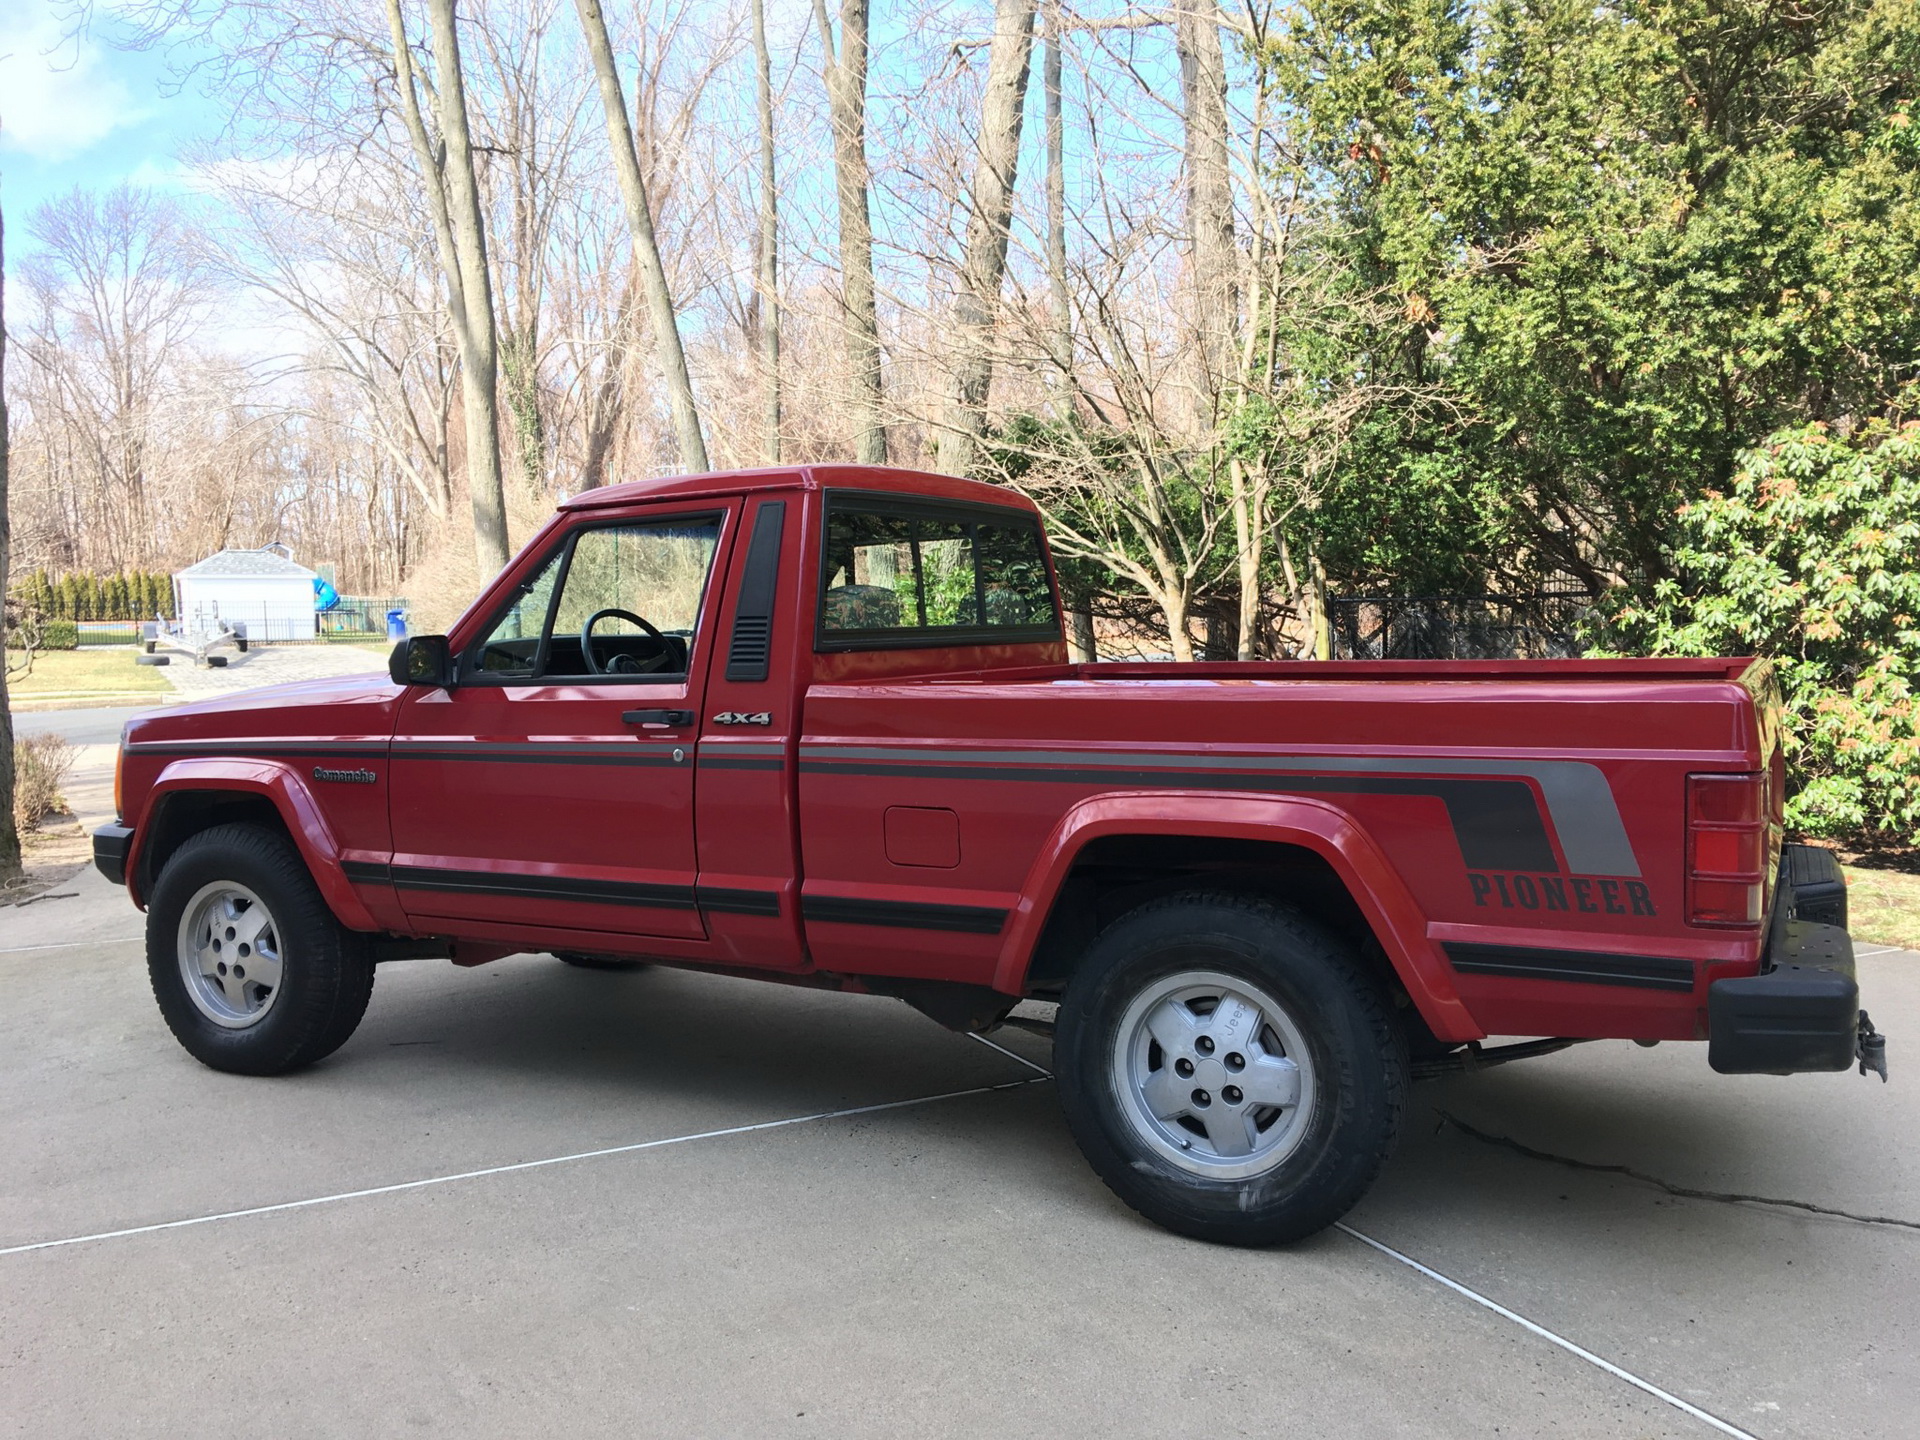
[{"x1": 470, "y1": 515, "x2": 723, "y2": 681}]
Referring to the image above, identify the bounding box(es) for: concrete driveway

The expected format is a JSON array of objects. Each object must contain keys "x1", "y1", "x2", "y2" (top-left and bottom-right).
[{"x1": 1, "y1": 861, "x2": 1911, "y2": 1438}]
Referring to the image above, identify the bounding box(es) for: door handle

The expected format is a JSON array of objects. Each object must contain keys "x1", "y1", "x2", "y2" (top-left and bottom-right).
[{"x1": 623, "y1": 708, "x2": 695, "y2": 728}]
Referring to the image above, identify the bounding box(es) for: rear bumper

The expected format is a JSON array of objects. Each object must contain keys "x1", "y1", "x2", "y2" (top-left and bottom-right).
[
  {"x1": 92, "y1": 824, "x2": 134, "y2": 888},
  {"x1": 1708, "y1": 921, "x2": 1858, "y2": 1073},
  {"x1": 1708, "y1": 844, "x2": 1867, "y2": 1075}
]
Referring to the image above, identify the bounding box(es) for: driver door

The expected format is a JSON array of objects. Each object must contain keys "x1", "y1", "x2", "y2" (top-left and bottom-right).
[{"x1": 387, "y1": 503, "x2": 736, "y2": 944}]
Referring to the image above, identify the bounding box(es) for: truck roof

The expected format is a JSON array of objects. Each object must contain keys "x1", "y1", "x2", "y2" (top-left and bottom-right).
[{"x1": 560, "y1": 463, "x2": 1043, "y2": 515}]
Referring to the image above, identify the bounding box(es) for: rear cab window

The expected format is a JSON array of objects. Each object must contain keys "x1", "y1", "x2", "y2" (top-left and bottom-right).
[{"x1": 816, "y1": 492, "x2": 1060, "y2": 651}]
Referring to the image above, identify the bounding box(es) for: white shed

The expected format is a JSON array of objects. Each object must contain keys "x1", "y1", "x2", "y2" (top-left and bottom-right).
[{"x1": 173, "y1": 546, "x2": 319, "y2": 642}]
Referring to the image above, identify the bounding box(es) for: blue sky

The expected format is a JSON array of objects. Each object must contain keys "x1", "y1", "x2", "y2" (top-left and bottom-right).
[{"x1": 0, "y1": 0, "x2": 216, "y2": 250}]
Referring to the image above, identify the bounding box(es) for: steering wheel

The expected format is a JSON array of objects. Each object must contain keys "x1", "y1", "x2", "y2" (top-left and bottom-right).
[{"x1": 580, "y1": 608, "x2": 670, "y2": 675}]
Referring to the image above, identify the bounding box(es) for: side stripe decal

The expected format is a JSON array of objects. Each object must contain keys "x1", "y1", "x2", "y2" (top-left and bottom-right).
[
  {"x1": 1441, "y1": 941, "x2": 1695, "y2": 992},
  {"x1": 802, "y1": 895, "x2": 1009, "y2": 935},
  {"x1": 344, "y1": 861, "x2": 781, "y2": 919},
  {"x1": 800, "y1": 758, "x2": 1557, "y2": 874},
  {"x1": 799, "y1": 743, "x2": 1638, "y2": 878}
]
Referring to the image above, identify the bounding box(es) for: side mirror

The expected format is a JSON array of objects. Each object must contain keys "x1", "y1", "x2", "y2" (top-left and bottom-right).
[{"x1": 389, "y1": 635, "x2": 454, "y2": 689}]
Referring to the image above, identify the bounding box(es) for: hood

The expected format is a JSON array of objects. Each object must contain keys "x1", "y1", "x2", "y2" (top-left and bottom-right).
[{"x1": 127, "y1": 669, "x2": 398, "y2": 746}]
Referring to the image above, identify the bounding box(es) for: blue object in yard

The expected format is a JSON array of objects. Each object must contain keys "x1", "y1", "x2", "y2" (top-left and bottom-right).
[
  {"x1": 313, "y1": 577, "x2": 341, "y2": 611},
  {"x1": 386, "y1": 608, "x2": 408, "y2": 642}
]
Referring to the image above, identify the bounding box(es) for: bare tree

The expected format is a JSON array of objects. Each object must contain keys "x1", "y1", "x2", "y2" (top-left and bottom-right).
[
  {"x1": 572, "y1": 0, "x2": 711, "y2": 473},
  {"x1": 1, "y1": 194, "x2": 20, "y2": 881},
  {"x1": 382, "y1": 0, "x2": 511, "y2": 577},
  {"x1": 932, "y1": 0, "x2": 1038, "y2": 478},
  {"x1": 1043, "y1": 0, "x2": 1069, "y2": 389},
  {"x1": 812, "y1": 0, "x2": 886, "y2": 464},
  {"x1": 16, "y1": 187, "x2": 213, "y2": 572},
  {"x1": 752, "y1": 0, "x2": 781, "y2": 463}
]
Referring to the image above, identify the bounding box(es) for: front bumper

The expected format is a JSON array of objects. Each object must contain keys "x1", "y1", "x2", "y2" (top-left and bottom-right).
[
  {"x1": 1707, "y1": 844, "x2": 1881, "y2": 1076},
  {"x1": 92, "y1": 824, "x2": 134, "y2": 887}
]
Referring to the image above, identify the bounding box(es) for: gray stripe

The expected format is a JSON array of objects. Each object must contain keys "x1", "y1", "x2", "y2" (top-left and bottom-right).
[
  {"x1": 698, "y1": 742, "x2": 787, "y2": 757},
  {"x1": 800, "y1": 743, "x2": 1639, "y2": 878}
]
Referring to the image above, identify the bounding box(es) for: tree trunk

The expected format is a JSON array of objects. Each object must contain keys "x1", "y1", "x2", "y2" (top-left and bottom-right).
[
  {"x1": 1068, "y1": 604, "x2": 1096, "y2": 662},
  {"x1": 1044, "y1": 1, "x2": 1069, "y2": 392},
  {"x1": 1177, "y1": 0, "x2": 1235, "y2": 401},
  {"x1": 384, "y1": 0, "x2": 510, "y2": 578},
  {"x1": 934, "y1": 0, "x2": 1038, "y2": 478},
  {"x1": 0, "y1": 199, "x2": 20, "y2": 881},
  {"x1": 423, "y1": 0, "x2": 511, "y2": 577},
  {"x1": 812, "y1": 0, "x2": 887, "y2": 464},
  {"x1": 753, "y1": 0, "x2": 782, "y2": 464},
  {"x1": 573, "y1": 0, "x2": 711, "y2": 473}
]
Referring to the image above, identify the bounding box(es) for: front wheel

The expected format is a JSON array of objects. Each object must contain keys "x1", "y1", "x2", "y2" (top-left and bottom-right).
[
  {"x1": 147, "y1": 823, "x2": 374, "y2": 1075},
  {"x1": 1055, "y1": 892, "x2": 1407, "y2": 1245}
]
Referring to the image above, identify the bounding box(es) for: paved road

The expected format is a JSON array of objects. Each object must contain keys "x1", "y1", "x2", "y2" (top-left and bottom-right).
[
  {"x1": 0, "y1": 867, "x2": 1910, "y2": 1437},
  {"x1": 11, "y1": 704, "x2": 154, "y2": 747}
]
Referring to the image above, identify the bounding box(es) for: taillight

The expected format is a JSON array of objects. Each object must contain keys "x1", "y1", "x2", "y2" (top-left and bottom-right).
[
  {"x1": 114, "y1": 742, "x2": 125, "y2": 822},
  {"x1": 1687, "y1": 772, "x2": 1766, "y2": 926}
]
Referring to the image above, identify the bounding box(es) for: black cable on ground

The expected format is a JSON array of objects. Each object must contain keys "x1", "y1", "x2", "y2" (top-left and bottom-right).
[{"x1": 1436, "y1": 1109, "x2": 1920, "y2": 1234}]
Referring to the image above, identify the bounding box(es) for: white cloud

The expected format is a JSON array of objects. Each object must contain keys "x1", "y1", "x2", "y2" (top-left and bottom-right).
[{"x1": 0, "y1": 4, "x2": 142, "y2": 162}]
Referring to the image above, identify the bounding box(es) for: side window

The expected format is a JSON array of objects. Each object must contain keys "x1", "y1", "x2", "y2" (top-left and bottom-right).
[
  {"x1": 819, "y1": 498, "x2": 1059, "y2": 648},
  {"x1": 469, "y1": 515, "x2": 723, "y2": 682}
]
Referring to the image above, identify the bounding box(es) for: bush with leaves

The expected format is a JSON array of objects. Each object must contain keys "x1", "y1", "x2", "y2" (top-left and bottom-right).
[{"x1": 1604, "y1": 420, "x2": 1920, "y2": 845}]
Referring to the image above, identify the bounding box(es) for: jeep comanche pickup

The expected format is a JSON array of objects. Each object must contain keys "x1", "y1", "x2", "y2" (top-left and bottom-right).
[{"x1": 94, "y1": 464, "x2": 1887, "y2": 1244}]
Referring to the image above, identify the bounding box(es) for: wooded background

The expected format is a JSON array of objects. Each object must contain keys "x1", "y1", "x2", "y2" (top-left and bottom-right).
[{"x1": 3, "y1": 0, "x2": 1917, "y2": 841}]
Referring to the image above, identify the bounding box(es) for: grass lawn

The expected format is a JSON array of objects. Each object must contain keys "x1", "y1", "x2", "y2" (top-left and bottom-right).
[
  {"x1": 1842, "y1": 865, "x2": 1920, "y2": 953},
  {"x1": 6, "y1": 648, "x2": 174, "y2": 709}
]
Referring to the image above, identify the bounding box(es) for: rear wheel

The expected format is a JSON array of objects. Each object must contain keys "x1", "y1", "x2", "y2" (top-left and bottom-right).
[
  {"x1": 147, "y1": 823, "x2": 374, "y2": 1075},
  {"x1": 1055, "y1": 891, "x2": 1407, "y2": 1245}
]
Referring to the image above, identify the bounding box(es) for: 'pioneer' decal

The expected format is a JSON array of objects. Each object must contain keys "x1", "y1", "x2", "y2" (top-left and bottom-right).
[{"x1": 1469, "y1": 871, "x2": 1655, "y2": 917}]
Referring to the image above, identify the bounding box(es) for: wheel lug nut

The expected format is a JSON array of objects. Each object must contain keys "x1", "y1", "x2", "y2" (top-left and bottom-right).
[
  {"x1": 212, "y1": 940, "x2": 222, "y2": 952},
  {"x1": 1223, "y1": 1085, "x2": 1243, "y2": 1105},
  {"x1": 217, "y1": 962, "x2": 227, "y2": 975},
  {"x1": 1225, "y1": 1052, "x2": 1245, "y2": 1071},
  {"x1": 1191, "y1": 1089, "x2": 1211, "y2": 1108},
  {"x1": 1175, "y1": 1058, "x2": 1195, "y2": 1078},
  {"x1": 238, "y1": 944, "x2": 250, "y2": 957},
  {"x1": 234, "y1": 965, "x2": 245, "y2": 979},
  {"x1": 1196, "y1": 1036, "x2": 1215, "y2": 1055},
  {"x1": 226, "y1": 928, "x2": 236, "y2": 940}
]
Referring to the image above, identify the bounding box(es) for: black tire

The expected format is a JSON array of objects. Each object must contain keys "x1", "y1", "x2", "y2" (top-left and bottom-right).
[
  {"x1": 553, "y1": 951, "x2": 649, "y2": 971},
  {"x1": 206, "y1": 655, "x2": 229, "y2": 668},
  {"x1": 135, "y1": 653, "x2": 169, "y2": 667},
  {"x1": 144, "y1": 640, "x2": 157, "y2": 654},
  {"x1": 1055, "y1": 891, "x2": 1407, "y2": 1246},
  {"x1": 146, "y1": 823, "x2": 375, "y2": 1075},
  {"x1": 237, "y1": 638, "x2": 249, "y2": 653}
]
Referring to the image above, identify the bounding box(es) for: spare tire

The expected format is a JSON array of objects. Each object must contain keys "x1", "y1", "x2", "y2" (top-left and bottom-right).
[
  {"x1": 205, "y1": 655, "x2": 229, "y2": 668},
  {"x1": 135, "y1": 654, "x2": 170, "y2": 667}
]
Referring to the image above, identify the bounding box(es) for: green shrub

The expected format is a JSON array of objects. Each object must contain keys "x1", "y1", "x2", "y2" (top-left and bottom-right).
[
  {"x1": 4, "y1": 619, "x2": 76, "y2": 651},
  {"x1": 1603, "y1": 420, "x2": 1920, "y2": 846}
]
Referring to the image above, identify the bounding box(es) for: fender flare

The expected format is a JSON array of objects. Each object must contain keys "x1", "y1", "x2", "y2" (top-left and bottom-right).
[
  {"x1": 129, "y1": 758, "x2": 381, "y2": 932},
  {"x1": 990, "y1": 790, "x2": 1483, "y2": 1043}
]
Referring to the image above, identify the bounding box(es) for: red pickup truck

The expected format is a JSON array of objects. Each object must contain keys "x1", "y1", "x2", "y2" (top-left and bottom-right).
[{"x1": 94, "y1": 464, "x2": 1885, "y2": 1244}]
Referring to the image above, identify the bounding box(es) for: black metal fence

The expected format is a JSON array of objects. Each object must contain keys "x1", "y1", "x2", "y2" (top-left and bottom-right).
[
  {"x1": 72, "y1": 597, "x2": 407, "y2": 648},
  {"x1": 1328, "y1": 591, "x2": 1595, "y2": 660}
]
